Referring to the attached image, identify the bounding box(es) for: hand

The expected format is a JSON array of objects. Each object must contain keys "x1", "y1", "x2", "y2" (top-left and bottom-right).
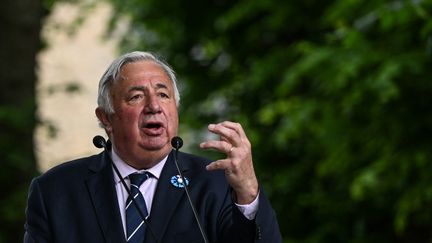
[{"x1": 200, "y1": 121, "x2": 259, "y2": 204}]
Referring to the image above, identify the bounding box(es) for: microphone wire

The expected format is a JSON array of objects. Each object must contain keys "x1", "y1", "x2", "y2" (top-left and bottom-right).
[{"x1": 171, "y1": 137, "x2": 209, "y2": 243}]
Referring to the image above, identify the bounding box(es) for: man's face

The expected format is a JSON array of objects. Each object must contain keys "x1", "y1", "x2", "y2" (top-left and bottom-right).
[{"x1": 100, "y1": 60, "x2": 178, "y2": 168}]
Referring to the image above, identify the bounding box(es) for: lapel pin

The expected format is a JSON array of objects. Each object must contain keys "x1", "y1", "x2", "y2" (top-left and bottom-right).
[{"x1": 170, "y1": 175, "x2": 189, "y2": 188}]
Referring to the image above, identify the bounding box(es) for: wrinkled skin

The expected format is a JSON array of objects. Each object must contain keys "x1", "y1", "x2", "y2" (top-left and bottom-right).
[{"x1": 96, "y1": 60, "x2": 178, "y2": 169}]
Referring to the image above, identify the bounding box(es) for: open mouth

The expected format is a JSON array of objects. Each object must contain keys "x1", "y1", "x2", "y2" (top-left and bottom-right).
[
  {"x1": 142, "y1": 121, "x2": 164, "y2": 135},
  {"x1": 145, "y1": 122, "x2": 162, "y2": 129}
]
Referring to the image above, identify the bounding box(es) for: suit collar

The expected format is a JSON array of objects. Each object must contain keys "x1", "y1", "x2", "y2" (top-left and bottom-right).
[
  {"x1": 111, "y1": 149, "x2": 169, "y2": 182},
  {"x1": 86, "y1": 152, "x2": 126, "y2": 243},
  {"x1": 146, "y1": 150, "x2": 189, "y2": 242}
]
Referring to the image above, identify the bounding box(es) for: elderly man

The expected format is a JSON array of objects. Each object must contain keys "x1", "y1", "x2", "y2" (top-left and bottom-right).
[{"x1": 24, "y1": 51, "x2": 282, "y2": 243}]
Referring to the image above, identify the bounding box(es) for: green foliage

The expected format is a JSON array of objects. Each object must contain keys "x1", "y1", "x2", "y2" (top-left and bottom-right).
[
  {"x1": 0, "y1": 104, "x2": 39, "y2": 242},
  {"x1": 106, "y1": 0, "x2": 432, "y2": 241},
  {"x1": 0, "y1": 0, "x2": 49, "y2": 241}
]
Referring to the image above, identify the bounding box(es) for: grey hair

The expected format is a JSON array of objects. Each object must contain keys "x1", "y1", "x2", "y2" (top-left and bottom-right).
[{"x1": 97, "y1": 51, "x2": 180, "y2": 115}]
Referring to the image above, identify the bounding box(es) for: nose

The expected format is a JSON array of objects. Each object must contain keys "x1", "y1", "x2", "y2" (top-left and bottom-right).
[{"x1": 144, "y1": 93, "x2": 161, "y2": 114}]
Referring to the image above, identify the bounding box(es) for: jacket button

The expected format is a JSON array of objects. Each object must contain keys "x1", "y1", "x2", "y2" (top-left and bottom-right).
[{"x1": 256, "y1": 225, "x2": 262, "y2": 240}]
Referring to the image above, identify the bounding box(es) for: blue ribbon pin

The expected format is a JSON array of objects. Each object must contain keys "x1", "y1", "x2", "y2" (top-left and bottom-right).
[{"x1": 170, "y1": 175, "x2": 189, "y2": 188}]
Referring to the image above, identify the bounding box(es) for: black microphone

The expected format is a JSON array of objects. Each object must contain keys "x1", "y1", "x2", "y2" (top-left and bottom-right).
[
  {"x1": 171, "y1": 136, "x2": 183, "y2": 150},
  {"x1": 171, "y1": 136, "x2": 209, "y2": 243},
  {"x1": 93, "y1": 135, "x2": 107, "y2": 149},
  {"x1": 93, "y1": 135, "x2": 159, "y2": 243}
]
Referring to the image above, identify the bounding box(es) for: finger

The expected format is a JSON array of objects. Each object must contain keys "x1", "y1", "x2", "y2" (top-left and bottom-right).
[
  {"x1": 215, "y1": 121, "x2": 249, "y2": 141},
  {"x1": 208, "y1": 122, "x2": 241, "y2": 146},
  {"x1": 211, "y1": 122, "x2": 252, "y2": 153},
  {"x1": 217, "y1": 121, "x2": 249, "y2": 145},
  {"x1": 200, "y1": 140, "x2": 233, "y2": 154},
  {"x1": 219, "y1": 121, "x2": 246, "y2": 138},
  {"x1": 205, "y1": 159, "x2": 231, "y2": 171}
]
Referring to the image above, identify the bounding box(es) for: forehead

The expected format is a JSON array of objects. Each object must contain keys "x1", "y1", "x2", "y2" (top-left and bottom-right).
[{"x1": 119, "y1": 60, "x2": 172, "y2": 85}]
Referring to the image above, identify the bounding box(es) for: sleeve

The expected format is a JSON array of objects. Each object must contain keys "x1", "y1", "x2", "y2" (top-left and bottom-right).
[
  {"x1": 24, "y1": 178, "x2": 52, "y2": 243},
  {"x1": 219, "y1": 187, "x2": 282, "y2": 243},
  {"x1": 235, "y1": 193, "x2": 259, "y2": 220},
  {"x1": 253, "y1": 189, "x2": 283, "y2": 242}
]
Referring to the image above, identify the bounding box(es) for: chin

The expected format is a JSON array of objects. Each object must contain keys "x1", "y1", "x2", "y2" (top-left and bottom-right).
[{"x1": 139, "y1": 138, "x2": 169, "y2": 151}]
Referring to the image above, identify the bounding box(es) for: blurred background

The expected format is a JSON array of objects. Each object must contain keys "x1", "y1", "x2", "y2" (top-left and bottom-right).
[{"x1": 1, "y1": 0, "x2": 432, "y2": 242}]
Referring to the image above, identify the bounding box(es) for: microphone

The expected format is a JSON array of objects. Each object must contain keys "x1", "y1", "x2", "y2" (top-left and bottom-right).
[
  {"x1": 93, "y1": 135, "x2": 107, "y2": 149},
  {"x1": 93, "y1": 135, "x2": 159, "y2": 243},
  {"x1": 170, "y1": 136, "x2": 209, "y2": 243},
  {"x1": 171, "y1": 136, "x2": 183, "y2": 150}
]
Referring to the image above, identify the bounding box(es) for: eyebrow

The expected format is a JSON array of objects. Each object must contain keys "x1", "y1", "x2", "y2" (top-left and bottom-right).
[
  {"x1": 127, "y1": 83, "x2": 169, "y2": 92},
  {"x1": 155, "y1": 83, "x2": 169, "y2": 90}
]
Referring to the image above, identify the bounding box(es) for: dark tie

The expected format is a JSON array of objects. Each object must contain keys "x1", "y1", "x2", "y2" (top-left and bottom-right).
[{"x1": 126, "y1": 172, "x2": 150, "y2": 243}]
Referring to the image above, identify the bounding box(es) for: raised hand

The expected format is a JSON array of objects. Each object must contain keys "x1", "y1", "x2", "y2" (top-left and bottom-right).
[{"x1": 200, "y1": 121, "x2": 259, "y2": 204}]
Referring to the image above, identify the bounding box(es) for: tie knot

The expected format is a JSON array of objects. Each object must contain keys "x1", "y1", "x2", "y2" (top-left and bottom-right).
[{"x1": 128, "y1": 172, "x2": 150, "y2": 187}]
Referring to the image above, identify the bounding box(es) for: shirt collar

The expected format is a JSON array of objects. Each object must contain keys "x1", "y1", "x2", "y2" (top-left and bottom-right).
[{"x1": 111, "y1": 148, "x2": 168, "y2": 184}]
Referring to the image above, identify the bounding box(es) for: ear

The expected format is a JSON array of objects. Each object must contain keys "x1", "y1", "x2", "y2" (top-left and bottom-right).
[{"x1": 95, "y1": 107, "x2": 113, "y2": 133}]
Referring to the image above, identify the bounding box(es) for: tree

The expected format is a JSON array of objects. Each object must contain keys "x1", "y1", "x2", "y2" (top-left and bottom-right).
[
  {"x1": 106, "y1": 0, "x2": 432, "y2": 241},
  {"x1": 0, "y1": 0, "x2": 46, "y2": 241}
]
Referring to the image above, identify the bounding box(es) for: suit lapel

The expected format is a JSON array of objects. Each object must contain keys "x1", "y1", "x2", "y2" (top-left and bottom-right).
[
  {"x1": 86, "y1": 152, "x2": 126, "y2": 243},
  {"x1": 146, "y1": 151, "x2": 187, "y2": 242}
]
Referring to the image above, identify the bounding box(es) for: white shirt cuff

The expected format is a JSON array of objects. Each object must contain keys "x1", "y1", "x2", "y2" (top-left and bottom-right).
[{"x1": 235, "y1": 194, "x2": 259, "y2": 220}]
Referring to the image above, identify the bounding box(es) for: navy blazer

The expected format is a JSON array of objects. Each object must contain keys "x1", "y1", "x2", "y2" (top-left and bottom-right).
[{"x1": 24, "y1": 150, "x2": 282, "y2": 243}]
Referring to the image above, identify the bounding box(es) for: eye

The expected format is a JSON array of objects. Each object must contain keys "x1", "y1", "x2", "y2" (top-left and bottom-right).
[
  {"x1": 159, "y1": 92, "x2": 170, "y2": 99},
  {"x1": 129, "y1": 94, "x2": 144, "y2": 101}
]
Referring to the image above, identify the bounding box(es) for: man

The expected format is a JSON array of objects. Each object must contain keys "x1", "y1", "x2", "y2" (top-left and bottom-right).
[{"x1": 24, "y1": 51, "x2": 282, "y2": 242}]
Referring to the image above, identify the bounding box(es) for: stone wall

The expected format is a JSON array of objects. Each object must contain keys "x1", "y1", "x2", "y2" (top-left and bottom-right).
[{"x1": 36, "y1": 1, "x2": 124, "y2": 171}]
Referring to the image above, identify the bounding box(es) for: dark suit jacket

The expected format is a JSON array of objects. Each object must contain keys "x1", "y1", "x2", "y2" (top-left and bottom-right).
[{"x1": 24, "y1": 150, "x2": 282, "y2": 243}]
